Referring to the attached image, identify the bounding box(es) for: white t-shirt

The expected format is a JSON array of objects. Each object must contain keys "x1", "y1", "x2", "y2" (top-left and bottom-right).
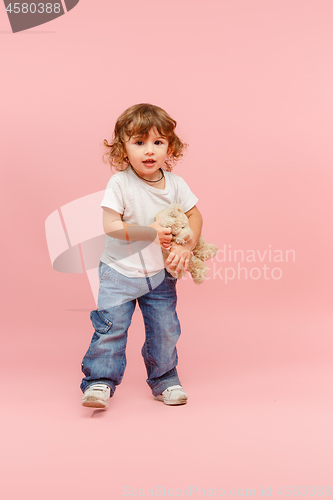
[{"x1": 100, "y1": 166, "x2": 199, "y2": 278}]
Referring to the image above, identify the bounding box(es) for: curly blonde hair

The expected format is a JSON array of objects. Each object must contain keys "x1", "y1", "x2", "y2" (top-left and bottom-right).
[{"x1": 103, "y1": 103, "x2": 188, "y2": 172}]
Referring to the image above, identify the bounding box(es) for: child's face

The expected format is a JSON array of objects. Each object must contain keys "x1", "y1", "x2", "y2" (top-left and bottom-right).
[{"x1": 124, "y1": 127, "x2": 169, "y2": 179}]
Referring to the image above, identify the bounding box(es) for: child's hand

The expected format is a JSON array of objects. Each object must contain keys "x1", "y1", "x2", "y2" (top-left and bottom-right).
[
  {"x1": 165, "y1": 243, "x2": 191, "y2": 274},
  {"x1": 149, "y1": 218, "x2": 172, "y2": 249}
]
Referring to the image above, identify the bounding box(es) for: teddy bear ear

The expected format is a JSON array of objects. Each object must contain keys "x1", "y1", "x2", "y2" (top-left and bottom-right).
[
  {"x1": 174, "y1": 204, "x2": 183, "y2": 213},
  {"x1": 168, "y1": 204, "x2": 178, "y2": 216}
]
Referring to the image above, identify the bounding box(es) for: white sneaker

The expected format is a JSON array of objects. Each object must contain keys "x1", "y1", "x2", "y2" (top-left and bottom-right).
[
  {"x1": 154, "y1": 385, "x2": 188, "y2": 406},
  {"x1": 82, "y1": 384, "x2": 111, "y2": 408}
]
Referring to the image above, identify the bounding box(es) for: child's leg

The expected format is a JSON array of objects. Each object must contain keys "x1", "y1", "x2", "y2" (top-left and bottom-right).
[
  {"x1": 137, "y1": 270, "x2": 182, "y2": 397},
  {"x1": 80, "y1": 300, "x2": 136, "y2": 396},
  {"x1": 80, "y1": 262, "x2": 138, "y2": 397}
]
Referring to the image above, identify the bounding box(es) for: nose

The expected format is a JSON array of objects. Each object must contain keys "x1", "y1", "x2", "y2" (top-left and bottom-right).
[{"x1": 145, "y1": 142, "x2": 154, "y2": 155}]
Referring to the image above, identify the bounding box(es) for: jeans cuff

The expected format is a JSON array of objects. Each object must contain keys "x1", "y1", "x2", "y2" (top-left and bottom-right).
[{"x1": 150, "y1": 375, "x2": 182, "y2": 397}]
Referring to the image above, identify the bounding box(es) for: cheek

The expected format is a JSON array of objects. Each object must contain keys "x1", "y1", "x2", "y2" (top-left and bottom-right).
[{"x1": 126, "y1": 147, "x2": 138, "y2": 159}]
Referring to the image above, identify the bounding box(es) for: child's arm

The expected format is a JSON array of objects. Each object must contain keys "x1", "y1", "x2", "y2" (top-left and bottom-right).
[
  {"x1": 183, "y1": 206, "x2": 203, "y2": 251},
  {"x1": 103, "y1": 207, "x2": 172, "y2": 248},
  {"x1": 165, "y1": 206, "x2": 203, "y2": 274}
]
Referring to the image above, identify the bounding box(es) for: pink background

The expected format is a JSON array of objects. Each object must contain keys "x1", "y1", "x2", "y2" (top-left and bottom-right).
[{"x1": 1, "y1": 0, "x2": 333, "y2": 498}]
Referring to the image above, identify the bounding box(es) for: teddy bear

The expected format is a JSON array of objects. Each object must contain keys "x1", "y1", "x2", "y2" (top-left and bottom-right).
[{"x1": 155, "y1": 204, "x2": 218, "y2": 284}]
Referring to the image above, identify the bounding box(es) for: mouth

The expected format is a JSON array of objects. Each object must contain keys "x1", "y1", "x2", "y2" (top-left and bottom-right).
[{"x1": 143, "y1": 159, "x2": 156, "y2": 165}]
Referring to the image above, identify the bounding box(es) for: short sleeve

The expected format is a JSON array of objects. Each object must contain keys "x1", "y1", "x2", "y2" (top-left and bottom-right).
[
  {"x1": 100, "y1": 175, "x2": 124, "y2": 215},
  {"x1": 176, "y1": 176, "x2": 199, "y2": 213}
]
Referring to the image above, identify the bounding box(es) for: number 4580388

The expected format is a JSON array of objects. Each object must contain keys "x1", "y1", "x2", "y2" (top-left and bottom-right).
[{"x1": 6, "y1": 3, "x2": 61, "y2": 14}]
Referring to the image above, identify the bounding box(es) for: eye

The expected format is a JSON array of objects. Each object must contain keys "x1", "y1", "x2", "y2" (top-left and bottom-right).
[
  {"x1": 135, "y1": 141, "x2": 144, "y2": 146},
  {"x1": 155, "y1": 140, "x2": 163, "y2": 145}
]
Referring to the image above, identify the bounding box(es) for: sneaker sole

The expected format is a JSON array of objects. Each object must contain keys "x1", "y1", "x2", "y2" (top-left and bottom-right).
[
  {"x1": 154, "y1": 395, "x2": 188, "y2": 405},
  {"x1": 82, "y1": 399, "x2": 108, "y2": 409}
]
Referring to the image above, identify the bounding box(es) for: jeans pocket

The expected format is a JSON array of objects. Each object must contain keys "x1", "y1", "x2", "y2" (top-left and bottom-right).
[
  {"x1": 90, "y1": 310, "x2": 113, "y2": 333},
  {"x1": 99, "y1": 262, "x2": 115, "y2": 283}
]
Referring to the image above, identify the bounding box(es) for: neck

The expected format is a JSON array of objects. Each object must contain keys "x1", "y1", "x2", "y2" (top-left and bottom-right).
[{"x1": 130, "y1": 165, "x2": 164, "y2": 183}]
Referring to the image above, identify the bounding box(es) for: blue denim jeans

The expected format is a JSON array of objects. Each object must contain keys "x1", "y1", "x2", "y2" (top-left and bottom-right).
[{"x1": 80, "y1": 262, "x2": 182, "y2": 398}]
